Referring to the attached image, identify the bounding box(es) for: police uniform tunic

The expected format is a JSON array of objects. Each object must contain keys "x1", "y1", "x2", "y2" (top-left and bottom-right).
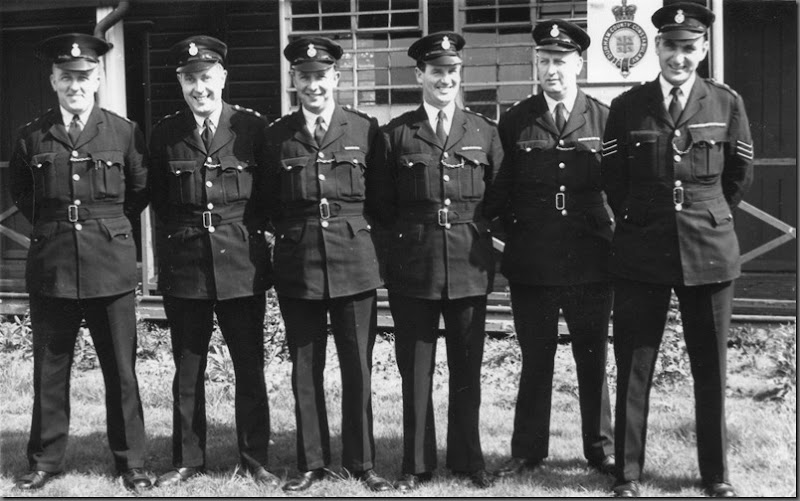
[
  {"x1": 10, "y1": 105, "x2": 148, "y2": 472},
  {"x1": 483, "y1": 90, "x2": 614, "y2": 465},
  {"x1": 149, "y1": 101, "x2": 272, "y2": 470},
  {"x1": 381, "y1": 105, "x2": 502, "y2": 474},
  {"x1": 265, "y1": 104, "x2": 386, "y2": 472},
  {"x1": 601, "y1": 76, "x2": 754, "y2": 483}
]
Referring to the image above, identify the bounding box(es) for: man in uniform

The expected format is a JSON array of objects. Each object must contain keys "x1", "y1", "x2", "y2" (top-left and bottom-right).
[
  {"x1": 264, "y1": 37, "x2": 391, "y2": 493},
  {"x1": 10, "y1": 33, "x2": 151, "y2": 492},
  {"x1": 380, "y1": 32, "x2": 503, "y2": 491},
  {"x1": 148, "y1": 35, "x2": 278, "y2": 488},
  {"x1": 484, "y1": 20, "x2": 615, "y2": 479},
  {"x1": 601, "y1": 1, "x2": 753, "y2": 497}
]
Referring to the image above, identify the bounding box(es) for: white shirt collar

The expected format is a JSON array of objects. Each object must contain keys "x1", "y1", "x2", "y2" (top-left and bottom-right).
[
  {"x1": 60, "y1": 104, "x2": 93, "y2": 128},
  {"x1": 422, "y1": 100, "x2": 457, "y2": 134},
  {"x1": 302, "y1": 103, "x2": 336, "y2": 134},
  {"x1": 659, "y1": 73, "x2": 696, "y2": 108},
  {"x1": 542, "y1": 88, "x2": 577, "y2": 117},
  {"x1": 193, "y1": 106, "x2": 223, "y2": 131}
]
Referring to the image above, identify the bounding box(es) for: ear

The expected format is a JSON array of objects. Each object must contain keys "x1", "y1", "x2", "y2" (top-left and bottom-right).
[
  {"x1": 49, "y1": 72, "x2": 58, "y2": 92},
  {"x1": 331, "y1": 69, "x2": 341, "y2": 84},
  {"x1": 220, "y1": 67, "x2": 228, "y2": 89},
  {"x1": 414, "y1": 66, "x2": 424, "y2": 85}
]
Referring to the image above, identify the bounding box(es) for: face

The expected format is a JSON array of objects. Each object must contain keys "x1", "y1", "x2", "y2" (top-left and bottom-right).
[
  {"x1": 50, "y1": 65, "x2": 100, "y2": 115},
  {"x1": 292, "y1": 67, "x2": 340, "y2": 114},
  {"x1": 177, "y1": 63, "x2": 227, "y2": 117},
  {"x1": 415, "y1": 63, "x2": 461, "y2": 109},
  {"x1": 536, "y1": 49, "x2": 583, "y2": 101},
  {"x1": 655, "y1": 36, "x2": 709, "y2": 86}
]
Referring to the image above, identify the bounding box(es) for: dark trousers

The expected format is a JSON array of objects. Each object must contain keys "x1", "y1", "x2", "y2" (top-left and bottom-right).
[
  {"x1": 27, "y1": 291, "x2": 145, "y2": 473},
  {"x1": 389, "y1": 293, "x2": 488, "y2": 474},
  {"x1": 508, "y1": 282, "x2": 614, "y2": 463},
  {"x1": 613, "y1": 279, "x2": 733, "y2": 483},
  {"x1": 278, "y1": 290, "x2": 378, "y2": 472},
  {"x1": 163, "y1": 294, "x2": 269, "y2": 470}
]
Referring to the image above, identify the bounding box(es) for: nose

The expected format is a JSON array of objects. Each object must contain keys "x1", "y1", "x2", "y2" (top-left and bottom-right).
[{"x1": 68, "y1": 78, "x2": 81, "y2": 92}]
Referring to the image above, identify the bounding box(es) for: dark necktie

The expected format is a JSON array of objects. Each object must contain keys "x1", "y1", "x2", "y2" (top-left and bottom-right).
[
  {"x1": 202, "y1": 118, "x2": 214, "y2": 150},
  {"x1": 436, "y1": 109, "x2": 447, "y2": 146},
  {"x1": 669, "y1": 87, "x2": 683, "y2": 123},
  {"x1": 68, "y1": 114, "x2": 82, "y2": 145},
  {"x1": 554, "y1": 102, "x2": 566, "y2": 132},
  {"x1": 314, "y1": 116, "x2": 326, "y2": 146}
]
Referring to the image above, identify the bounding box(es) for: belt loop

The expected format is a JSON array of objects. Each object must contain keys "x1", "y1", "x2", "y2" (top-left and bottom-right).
[
  {"x1": 555, "y1": 192, "x2": 566, "y2": 211},
  {"x1": 319, "y1": 198, "x2": 330, "y2": 220},
  {"x1": 202, "y1": 211, "x2": 212, "y2": 228},
  {"x1": 68, "y1": 204, "x2": 79, "y2": 222}
]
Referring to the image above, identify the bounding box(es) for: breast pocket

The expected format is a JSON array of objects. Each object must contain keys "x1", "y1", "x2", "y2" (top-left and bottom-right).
[
  {"x1": 31, "y1": 152, "x2": 59, "y2": 199},
  {"x1": 515, "y1": 139, "x2": 552, "y2": 183},
  {"x1": 280, "y1": 156, "x2": 310, "y2": 201},
  {"x1": 397, "y1": 153, "x2": 432, "y2": 202},
  {"x1": 219, "y1": 155, "x2": 255, "y2": 203},
  {"x1": 168, "y1": 160, "x2": 200, "y2": 205},
  {"x1": 628, "y1": 131, "x2": 662, "y2": 180},
  {"x1": 332, "y1": 150, "x2": 366, "y2": 199},
  {"x1": 91, "y1": 150, "x2": 125, "y2": 200},
  {"x1": 688, "y1": 125, "x2": 728, "y2": 180},
  {"x1": 454, "y1": 149, "x2": 489, "y2": 199},
  {"x1": 572, "y1": 138, "x2": 602, "y2": 186}
]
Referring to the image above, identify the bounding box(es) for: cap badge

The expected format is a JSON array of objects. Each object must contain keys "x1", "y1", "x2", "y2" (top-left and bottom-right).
[
  {"x1": 441, "y1": 36, "x2": 451, "y2": 50},
  {"x1": 70, "y1": 43, "x2": 81, "y2": 57},
  {"x1": 675, "y1": 9, "x2": 685, "y2": 24},
  {"x1": 307, "y1": 44, "x2": 317, "y2": 57},
  {"x1": 188, "y1": 42, "x2": 199, "y2": 56},
  {"x1": 550, "y1": 24, "x2": 560, "y2": 37}
]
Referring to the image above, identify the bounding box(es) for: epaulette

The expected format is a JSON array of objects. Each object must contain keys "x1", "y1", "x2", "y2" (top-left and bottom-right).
[
  {"x1": 463, "y1": 107, "x2": 497, "y2": 125},
  {"x1": 267, "y1": 115, "x2": 286, "y2": 128},
  {"x1": 155, "y1": 109, "x2": 185, "y2": 127},
  {"x1": 585, "y1": 93, "x2": 610, "y2": 109},
  {"x1": 505, "y1": 94, "x2": 533, "y2": 113},
  {"x1": 23, "y1": 108, "x2": 52, "y2": 129},
  {"x1": 102, "y1": 108, "x2": 133, "y2": 123},
  {"x1": 342, "y1": 104, "x2": 376, "y2": 121},
  {"x1": 232, "y1": 104, "x2": 264, "y2": 119},
  {"x1": 706, "y1": 78, "x2": 740, "y2": 98}
]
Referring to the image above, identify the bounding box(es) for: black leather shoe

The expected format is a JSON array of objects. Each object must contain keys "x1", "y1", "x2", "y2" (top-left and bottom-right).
[
  {"x1": 354, "y1": 469, "x2": 392, "y2": 492},
  {"x1": 494, "y1": 457, "x2": 541, "y2": 478},
  {"x1": 15, "y1": 470, "x2": 60, "y2": 490},
  {"x1": 120, "y1": 468, "x2": 153, "y2": 491},
  {"x1": 454, "y1": 469, "x2": 495, "y2": 488},
  {"x1": 394, "y1": 472, "x2": 432, "y2": 492},
  {"x1": 612, "y1": 480, "x2": 640, "y2": 497},
  {"x1": 703, "y1": 481, "x2": 737, "y2": 497},
  {"x1": 283, "y1": 468, "x2": 327, "y2": 492},
  {"x1": 588, "y1": 455, "x2": 616, "y2": 476},
  {"x1": 155, "y1": 466, "x2": 204, "y2": 487},
  {"x1": 244, "y1": 464, "x2": 280, "y2": 488}
]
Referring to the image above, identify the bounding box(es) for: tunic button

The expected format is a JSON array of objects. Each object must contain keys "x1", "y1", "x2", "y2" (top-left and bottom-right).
[
  {"x1": 674, "y1": 180, "x2": 682, "y2": 187},
  {"x1": 286, "y1": 166, "x2": 292, "y2": 170},
  {"x1": 559, "y1": 185, "x2": 566, "y2": 192},
  {"x1": 321, "y1": 221, "x2": 329, "y2": 228},
  {"x1": 525, "y1": 147, "x2": 532, "y2": 152},
  {"x1": 407, "y1": 161, "x2": 414, "y2": 166},
  {"x1": 318, "y1": 152, "x2": 325, "y2": 158},
  {"x1": 74, "y1": 223, "x2": 83, "y2": 231},
  {"x1": 318, "y1": 174, "x2": 326, "y2": 180},
  {"x1": 673, "y1": 154, "x2": 682, "y2": 162},
  {"x1": 206, "y1": 181, "x2": 213, "y2": 187},
  {"x1": 445, "y1": 223, "x2": 452, "y2": 229},
  {"x1": 561, "y1": 209, "x2": 568, "y2": 216},
  {"x1": 72, "y1": 174, "x2": 80, "y2": 181},
  {"x1": 106, "y1": 161, "x2": 113, "y2": 166},
  {"x1": 208, "y1": 226, "x2": 216, "y2": 233},
  {"x1": 443, "y1": 175, "x2": 450, "y2": 182},
  {"x1": 675, "y1": 203, "x2": 683, "y2": 211},
  {"x1": 176, "y1": 169, "x2": 181, "y2": 174},
  {"x1": 74, "y1": 200, "x2": 81, "y2": 206},
  {"x1": 710, "y1": 139, "x2": 716, "y2": 145},
  {"x1": 237, "y1": 165, "x2": 243, "y2": 171},
  {"x1": 559, "y1": 139, "x2": 565, "y2": 146},
  {"x1": 674, "y1": 130, "x2": 682, "y2": 137},
  {"x1": 207, "y1": 203, "x2": 214, "y2": 210},
  {"x1": 367, "y1": 224, "x2": 371, "y2": 230},
  {"x1": 71, "y1": 151, "x2": 78, "y2": 157},
  {"x1": 207, "y1": 157, "x2": 213, "y2": 163},
  {"x1": 558, "y1": 162, "x2": 566, "y2": 169},
  {"x1": 444, "y1": 198, "x2": 451, "y2": 206},
  {"x1": 443, "y1": 152, "x2": 449, "y2": 159}
]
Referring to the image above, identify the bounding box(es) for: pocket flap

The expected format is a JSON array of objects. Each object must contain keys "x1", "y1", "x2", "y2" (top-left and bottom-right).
[
  {"x1": 168, "y1": 160, "x2": 198, "y2": 176},
  {"x1": 399, "y1": 153, "x2": 431, "y2": 168},
  {"x1": 689, "y1": 125, "x2": 728, "y2": 146},
  {"x1": 575, "y1": 138, "x2": 601, "y2": 153},
  {"x1": 92, "y1": 150, "x2": 125, "y2": 167},
  {"x1": 32, "y1": 152, "x2": 56, "y2": 168},
  {"x1": 333, "y1": 150, "x2": 366, "y2": 166},
  {"x1": 346, "y1": 217, "x2": 371, "y2": 237},
  {"x1": 455, "y1": 149, "x2": 489, "y2": 166},
  {"x1": 708, "y1": 203, "x2": 733, "y2": 226},
  {"x1": 101, "y1": 217, "x2": 132, "y2": 239},
  {"x1": 220, "y1": 155, "x2": 255, "y2": 172},
  {"x1": 517, "y1": 139, "x2": 552, "y2": 152},
  {"x1": 629, "y1": 130, "x2": 659, "y2": 145},
  {"x1": 281, "y1": 156, "x2": 309, "y2": 172},
  {"x1": 278, "y1": 222, "x2": 305, "y2": 243}
]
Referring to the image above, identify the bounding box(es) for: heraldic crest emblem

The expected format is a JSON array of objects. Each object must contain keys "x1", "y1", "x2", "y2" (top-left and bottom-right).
[{"x1": 601, "y1": 0, "x2": 648, "y2": 77}]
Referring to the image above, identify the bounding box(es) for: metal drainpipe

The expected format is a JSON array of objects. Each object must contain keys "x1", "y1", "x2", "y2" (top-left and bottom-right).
[{"x1": 95, "y1": 1, "x2": 130, "y2": 114}]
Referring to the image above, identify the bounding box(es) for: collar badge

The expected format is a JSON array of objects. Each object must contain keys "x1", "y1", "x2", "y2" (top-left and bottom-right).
[{"x1": 70, "y1": 43, "x2": 81, "y2": 57}]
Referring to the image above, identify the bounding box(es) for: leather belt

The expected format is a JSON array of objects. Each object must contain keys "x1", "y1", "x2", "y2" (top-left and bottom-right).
[
  {"x1": 283, "y1": 200, "x2": 365, "y2": 220},
  {"x1": 38, "y1": 204, "x2": 124, "y2": 222}
]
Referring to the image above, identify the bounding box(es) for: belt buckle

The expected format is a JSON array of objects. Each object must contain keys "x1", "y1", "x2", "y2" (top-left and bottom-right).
[
  {"x1": 68, "y1": 204, "x2": 79, "y2": 223},
  {"x1": 202, "y1": 211, "x2": 212, "y2": 228},
  {"x1": 319, "y1": 199, "x2": 330, "y2": 220},
  {"x1": 673, "y1": 186, "x2": 685, "y2": 205},
  {"x1": 438, "y1": 208, "x2": 449, "y2": 226},
  {"x1": 555, "y1": 193, "x2": 566, "y2": 211}
]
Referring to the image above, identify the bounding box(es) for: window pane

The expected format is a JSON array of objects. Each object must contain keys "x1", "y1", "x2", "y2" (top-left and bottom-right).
[
  {"x1": 391, "y1": 88, "x2": 421, "y2": 104},
  {"x1": 322, "y1": 15, "x2": 350, "y2": 30},
  {"x1": 390, "y1": 66, "x2": 417, "y2": 85},
  {"x1": 292, "y1": 17, "x2": 319, "y2": 31},
  {"x1": 322, "y1": 0, "x2": 349, "y2": 13},
  {"x1": 292, "y1": 0, "x2": 319, "y2": 15}
]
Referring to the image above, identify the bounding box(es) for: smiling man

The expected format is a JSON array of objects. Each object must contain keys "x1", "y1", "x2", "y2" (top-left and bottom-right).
[
  {"x1": 148, "y1": 35, "x2": 278, "y2": 489},
  {"x1": 379, "y1": 32, "x2": 503, "y2": 491},
  {"x1": 264, "y1": 36, "x2": 391, "y2": 493},
  {"x1": 601, "y1": 1, "x2": 754, "y2": 497},
  {"x1": 483, "y1": 19, "x2": 615, "y2": 480}
]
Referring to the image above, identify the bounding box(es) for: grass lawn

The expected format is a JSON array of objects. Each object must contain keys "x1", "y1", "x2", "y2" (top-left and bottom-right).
[{"x1": 0, "y1": 318, "x2": 796, "y2": 497}]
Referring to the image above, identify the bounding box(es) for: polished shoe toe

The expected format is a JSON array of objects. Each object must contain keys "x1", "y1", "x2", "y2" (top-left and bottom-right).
[
  {"x1": 120, "y1": 468, "x2": 153, "y2": 491},
  {"x1": 394, "y1": 472, "x2": 432, "y2": 492},
  {"x1": 494, "y1": 457, "x2": 541, "y2": 478},
  {"x1": 612, "y1": 480, "x2": 640, "y2": 497},
  {"x1": 15, "y1": 470, "x2": 60, "y2": 490},
  {"x1": 355, "y1": 469, "x2": 392, "y2": 492},
  {"x1": 703, "y1": 481, "x2": 737, "y2": 497},
  {"x1": 155, "y1": 466, "x2": 204, "y2": 487},
  {"x1": 588, "y1": 455, "x2": 616, "y2": 476},
  {"x1": 282, "y1": 468, "x2": 327, "y2": 492}
]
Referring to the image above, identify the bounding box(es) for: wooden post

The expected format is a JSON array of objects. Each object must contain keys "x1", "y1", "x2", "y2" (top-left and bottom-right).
[{"x1": 710, "y1": 0, "x2": 724, "y2": 81}]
